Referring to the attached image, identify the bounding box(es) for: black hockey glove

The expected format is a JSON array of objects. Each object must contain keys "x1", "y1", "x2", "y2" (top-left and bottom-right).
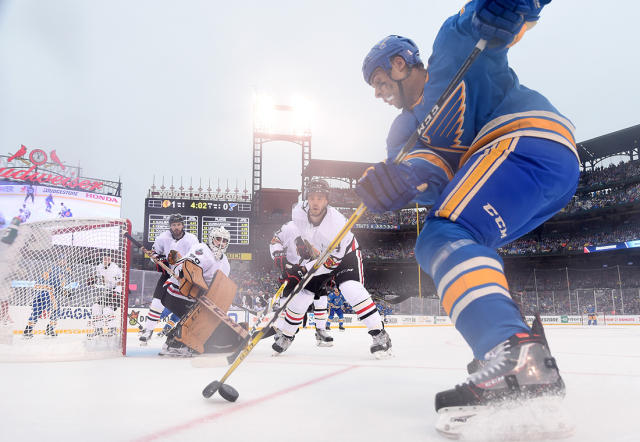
[{"x1": 281, "y1": 263, "x2": 307, "y2": 297}]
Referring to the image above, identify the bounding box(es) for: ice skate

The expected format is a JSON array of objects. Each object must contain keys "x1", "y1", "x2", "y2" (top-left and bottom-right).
[
  {"x1": 435, "y1": 331, "x2": 572, "y2": 440},
  {"x1": 158, "y1": 341, "x2": 194, "y2": 358},
  {"x1": 369, "y1": 328, "x2": 392, "y2": 358},
  {"x1": 139, "y1": 328, "x2": 153, "y2": 345},
  {"x1": 339, "y1": 324, "x2": 345, "y2": 331},
  {"x1": 45, "y1": 324, "x2": 57, "y2": 337},
  {"x1": 272, "y1": 333, "x2": 294, "y2": 355},
  {"x1": 325, "y1": 322, "x2": 331, "y2": 330},
  {"x1": 315, "y1": 329, "x2": 334, "y2": 347}
]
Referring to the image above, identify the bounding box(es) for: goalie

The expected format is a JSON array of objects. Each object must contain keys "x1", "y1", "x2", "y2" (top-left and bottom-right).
[{"x1": 141, "y1": 226, "x2": 235, "y2": 357}]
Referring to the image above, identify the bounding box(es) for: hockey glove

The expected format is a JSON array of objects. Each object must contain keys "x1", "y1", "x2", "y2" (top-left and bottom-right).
[
  {"x1": 281, "y1": 263, "x2": 307, "y2": 297},
  {"x1": 355, "y1": 159, "x2": 421, "y2": 213},
  {"x1": 295, "y1": 236, "x2": 314, "y2": 260},
  {"x1": 472, "y1": 0, "x2": 549, "y2": 48}
]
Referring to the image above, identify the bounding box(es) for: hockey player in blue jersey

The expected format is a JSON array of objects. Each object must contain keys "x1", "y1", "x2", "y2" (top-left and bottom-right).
[
  {"x1": 45, "y1": 193, "x2": 54, "y2": 213},
  {"x1": 356, "y1": 0, "x2": 577, "y2": 433},
  {"x1": 327, "y1": 286, "x2": 346, "y2": 331},
  {"x1": 23, "y1": 270, "x2": 60, "y2": 338}
]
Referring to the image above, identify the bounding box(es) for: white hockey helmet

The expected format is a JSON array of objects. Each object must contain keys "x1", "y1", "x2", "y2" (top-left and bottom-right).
[{"x1": 208, "y1": 226, "x2": 230, "y2": 259}]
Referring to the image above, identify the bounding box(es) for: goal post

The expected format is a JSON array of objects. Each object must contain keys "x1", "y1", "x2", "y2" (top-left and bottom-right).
[{"x1": 0, "y1": 218, "x2": 131, "y2": 361}]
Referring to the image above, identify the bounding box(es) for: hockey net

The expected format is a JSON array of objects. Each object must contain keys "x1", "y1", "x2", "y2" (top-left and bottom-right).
[{"x1": 0, "y1": 218, "x2": 131, "y2": 361}]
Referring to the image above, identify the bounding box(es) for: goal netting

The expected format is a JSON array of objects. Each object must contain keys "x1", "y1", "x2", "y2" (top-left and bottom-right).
[{"x1": 0, "y1": 218, "x2": 131, "y2": 361}]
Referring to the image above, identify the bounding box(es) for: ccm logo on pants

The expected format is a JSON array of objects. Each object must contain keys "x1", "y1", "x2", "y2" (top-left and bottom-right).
[{"x1": 483, "y1": 203, "x2": 507, "y2": 239}]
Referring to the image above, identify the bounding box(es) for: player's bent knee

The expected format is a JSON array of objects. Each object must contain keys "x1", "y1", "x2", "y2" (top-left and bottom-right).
[{"x1": 415, "y1": 218, "x2": 476, "y2": 275}]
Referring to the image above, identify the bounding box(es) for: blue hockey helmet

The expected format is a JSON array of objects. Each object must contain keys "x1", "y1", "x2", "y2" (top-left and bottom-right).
[{"x1": 362, "y1": 35, "x2": 422, "y2": 85}]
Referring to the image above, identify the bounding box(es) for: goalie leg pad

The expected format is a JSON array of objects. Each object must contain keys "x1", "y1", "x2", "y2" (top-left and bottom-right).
[{"x1": 173, "y1": 270, "x2": 238, "y2": 353}]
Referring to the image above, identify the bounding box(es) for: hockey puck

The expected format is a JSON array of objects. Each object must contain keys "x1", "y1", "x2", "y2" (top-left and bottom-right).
[
  {"x1": 202, "y1": 381, "x2": 221, "y2": 398},
  {"x1": 218, "y1": 383, "x2": 239, "y2": 402}
]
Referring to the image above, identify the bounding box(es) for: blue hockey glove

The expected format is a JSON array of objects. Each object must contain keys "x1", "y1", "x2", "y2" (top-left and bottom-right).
[
  {"x1": 355, "y1": 160, "x2": 421, "y2": 213},
  {"x1": 472, "y1": 0, "x2": 550, "y2": 48}
]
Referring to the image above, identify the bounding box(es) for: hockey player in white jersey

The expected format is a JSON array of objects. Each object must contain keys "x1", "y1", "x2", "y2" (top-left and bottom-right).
[
  {"x1": 140, "y1": 213, "x2": 199, "y2": 344},
  {"x1": 88, "y1": 255, "x2": 123, "y2": 338},
  {"x1": 149, "y1": 227, "x2": 231, "y2": 356},
  {"x1": 270, "y1": 179, "x2": 391, "y2": 357}
]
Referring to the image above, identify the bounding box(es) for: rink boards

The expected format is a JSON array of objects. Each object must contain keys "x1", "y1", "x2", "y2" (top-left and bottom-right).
[
  {"x1": 6, "y1": 305, "x2": 640, "y2": 336},
  {"x1": 122, "y1": 308, "x2": 640, "y2": 333}
]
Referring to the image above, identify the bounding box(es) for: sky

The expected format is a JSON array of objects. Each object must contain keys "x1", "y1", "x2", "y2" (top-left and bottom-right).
[{"x1": 0, "y1": 0, "x2": 638, "y2": 231}]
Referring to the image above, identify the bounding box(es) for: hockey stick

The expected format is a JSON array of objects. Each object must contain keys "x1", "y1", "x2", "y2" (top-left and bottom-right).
[
  {"x1": 225, "y1": 282, "x2": 286, "y2": 364},
  {"x1": 123, "y1": 233, "x2": 248, "y2": 339},
  {"x1": 202, "y1": 39, "x2": 487, "y2": 402}
]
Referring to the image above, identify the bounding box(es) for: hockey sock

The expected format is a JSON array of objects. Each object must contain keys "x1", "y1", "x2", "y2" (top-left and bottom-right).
[
  {"x1": 312, "y1": 297, "x2": 328, "y2": 330},
  {"x1": 339, "y1": 280, "x2": 382, "y2": 331},
  {"x1": 416, "y1": 218, "x2": 529, "y2": 359},
  {"x1": 275, "y1": 289, "x2": 314, "y2": 336},
  {"x1": 167, "y1": 313, "x2": 179, "y2": 328},
  {"x1": 103, "y1": 307, "x2": 116, "y2": 328},
  {"x1": 91, "y1": 303, "x2": 104, "y2": 332},
  {"x1": 144, "y1": 298, "x2": 165, "y2": 332}
]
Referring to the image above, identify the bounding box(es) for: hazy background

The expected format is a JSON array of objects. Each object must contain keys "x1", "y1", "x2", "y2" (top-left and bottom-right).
[{"x1": 0, "y1": 0, "x2": 638, "y2": 230}]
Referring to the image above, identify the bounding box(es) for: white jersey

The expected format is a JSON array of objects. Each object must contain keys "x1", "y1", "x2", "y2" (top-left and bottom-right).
[
  {"x1": 168, "y1": 242, "x2": 230, "y2": 288},
  {"x1": 95, "y1": 262, "x2": 122, "y2": 289},
  {"x1": 269, "y1": 202, "x2": 358, "y2": 277},
  {"x1": 151, "y1": 230, "x2": 199, "y2": 260}
]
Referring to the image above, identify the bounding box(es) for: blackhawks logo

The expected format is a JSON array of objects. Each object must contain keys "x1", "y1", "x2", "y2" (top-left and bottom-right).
[{"x1": 128, "y1": 310, "x2": 140, "y2": 326}]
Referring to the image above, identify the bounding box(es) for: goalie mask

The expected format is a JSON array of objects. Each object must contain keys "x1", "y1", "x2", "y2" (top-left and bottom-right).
[{"x1": 208, "y1": 226, "x2": 230, "y2": 259}]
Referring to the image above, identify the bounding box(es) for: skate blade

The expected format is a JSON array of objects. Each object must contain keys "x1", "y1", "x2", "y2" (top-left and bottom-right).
[
  {"x1": 435, "y1": 397, "x2": 574, "y2": 441},
  {"x1": 316, "y1": 342, "x2": 334, "y2": 347},
  {"x1": 373, "y1": 349, "x2": 393, "y2": 360}
]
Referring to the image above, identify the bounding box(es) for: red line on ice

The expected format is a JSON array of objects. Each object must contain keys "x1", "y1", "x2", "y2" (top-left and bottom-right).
[{"x1": 134, "y1": 365, "x2": 358, "y2": 441}]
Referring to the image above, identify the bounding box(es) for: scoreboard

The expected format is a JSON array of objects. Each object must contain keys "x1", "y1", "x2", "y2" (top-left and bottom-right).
[{"x1": 143, "y1": 198, "x2": 252, "y2": 259}]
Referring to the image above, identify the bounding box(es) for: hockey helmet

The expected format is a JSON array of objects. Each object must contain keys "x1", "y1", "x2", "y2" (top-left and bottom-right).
[
  {"x1": 305, "y1": 178, "x2": 330, "y2": 200},
  {"x1": 168, "y1": 213, "x2": 184, "y2": 225},
  {"x1": 362, "y1": 35, "x2": 422, "y2": 85},
  {"x1": 208, "y1": 226, "x2": 230, "y2": 259}
]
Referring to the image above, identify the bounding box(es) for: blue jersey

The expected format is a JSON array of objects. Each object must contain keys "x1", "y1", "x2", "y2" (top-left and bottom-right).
[
  {"x1": 387, "y1": 0, "x2": 578, "y2": 207},
  {"x1": 328, "y1": 291, "x2": 344, "y2": 309}
]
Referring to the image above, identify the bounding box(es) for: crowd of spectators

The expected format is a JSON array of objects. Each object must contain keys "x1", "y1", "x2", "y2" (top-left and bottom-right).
[
  {"x1": 336, "y1": 207, "x2": 428, "y2": 226},
  {"x1": 578, "y1": 159, "x2": 640, "y2": 188},
  {"x1": 497, "y1": 224, "x2": 640, "y2": 256},
  {"x1": 563, "y1": 182, "x2": 640, "y2": 214}
]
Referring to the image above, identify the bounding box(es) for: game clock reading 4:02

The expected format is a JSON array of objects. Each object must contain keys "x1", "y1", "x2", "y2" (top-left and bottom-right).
[{"x1": 142, "y1": 198, "x2": 252, "y2": 250}]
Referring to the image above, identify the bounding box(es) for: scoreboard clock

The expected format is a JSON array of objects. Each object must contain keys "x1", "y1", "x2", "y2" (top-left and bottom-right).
[{"x1": 142, "y1": 198, "x2": 252, "y2": 256}]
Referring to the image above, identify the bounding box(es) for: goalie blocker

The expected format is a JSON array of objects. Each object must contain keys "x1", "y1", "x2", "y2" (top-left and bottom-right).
[{"x1": 165, "y1": 269, "x2": 242, "y2": 355}]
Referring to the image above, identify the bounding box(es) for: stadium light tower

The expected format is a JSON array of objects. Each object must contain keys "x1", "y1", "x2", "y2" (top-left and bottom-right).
[{"x1": 252, "y1": 93, "x2": 313, "y2": 197}]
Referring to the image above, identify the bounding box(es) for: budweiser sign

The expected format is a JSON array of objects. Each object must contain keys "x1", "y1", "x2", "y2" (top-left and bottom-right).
[{"x1": 0, "y1": 145, "x2": 104, "y2": 192}]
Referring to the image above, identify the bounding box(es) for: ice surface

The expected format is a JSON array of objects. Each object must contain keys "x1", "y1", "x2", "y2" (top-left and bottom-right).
[{"x1": 1, "y1": 326, "x2": 639, "y2": 441}]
